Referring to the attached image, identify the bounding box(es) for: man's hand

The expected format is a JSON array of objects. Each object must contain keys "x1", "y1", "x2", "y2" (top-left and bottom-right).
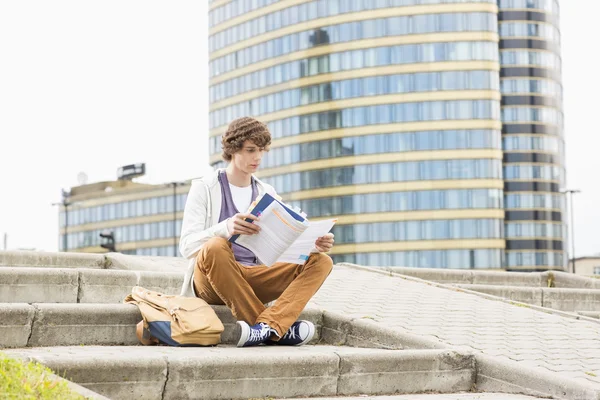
[
  {"x1": 227, "y1": 213, "x2": 261, "y2": 236},
  {"x1": 315, "y1": 233, "x2": 334, "y2": 253}
]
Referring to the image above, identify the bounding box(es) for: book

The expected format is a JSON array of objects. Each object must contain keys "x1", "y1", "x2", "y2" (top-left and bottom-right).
[{"x1": 229, "y1": 193, "x2": 337, "y2": 266}]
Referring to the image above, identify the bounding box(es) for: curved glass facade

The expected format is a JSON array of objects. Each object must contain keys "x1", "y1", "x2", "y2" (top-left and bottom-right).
[
  {"x1": 257, "y1": 130, "x2": 501, "y2": 169},
  {"x1": 499, "y1": 0, "x2": 566, "y2": 269},
  {"x1": 504, "y1": 193, "x2": 564, "y2": 210},
  {"x1": 503, "y1": 135, "x2": 563, "y2": 152},
  {"x1": 497, "y1": 0, "x2": 559, "y2": 12},
  {"x1": 332, "y1": 219, "x2": 503, "y2": 243},
  {"x1": 500, "y1": 50, "x2": 561, "y2": 69},
  {"x1": 210, "y1": 0, "x2": 497, "y2": 47},
  {"x1": 210, "y1": 12, "x2": 497, "y2": 75},
  {"x1": 58, "y1": 186, "x2": 188, "y2": 256},
  {"x1": 210, "y1": 0, "x2": 498, "y2": 28},
  {"x1": 211, "y1": 11, "x2": 497, "y2": 53},
  {"x1": 210, "y1": 40, "x2": 499, "y2": 103},
  {"x1": 59, "y1": 194, "x2": 186, "y2": 227},
  {"x1": 211, "y1": 70, "x2": 499, "y2": 128},
  {"x1": 500, "y1": 79, "x2": 562, "y2": 98},
  {"x1": 205, "y1": 0, "x2": 566, "y2": 271},
  {"x1": 262, "y1": 159, "x2": 502, "y2": 194},
  {"x1": 498, "y1": 22, "x2": 560, "y2": 42},
  {"x1": 64, "y1": 220, "x2": 183, "y2": 251},
  {"x1": 333, "y1": 249, "x2": 504, "y2": 269},
  {"x1": 261, "y1": 100, "x2": 500, "y2": 138},
  {"x1": 288, "y1": 189, "x2": 503, "y2": 217}
]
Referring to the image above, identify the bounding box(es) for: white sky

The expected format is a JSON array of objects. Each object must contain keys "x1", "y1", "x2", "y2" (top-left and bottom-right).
[{"x1": 0, "y1": 1, "x2": 598, "y2": 258}]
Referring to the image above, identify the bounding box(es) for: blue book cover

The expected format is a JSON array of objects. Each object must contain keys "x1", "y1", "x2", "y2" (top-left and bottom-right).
[{"x1": 229, "y1": 193, "x2": 305, "y2": 243}]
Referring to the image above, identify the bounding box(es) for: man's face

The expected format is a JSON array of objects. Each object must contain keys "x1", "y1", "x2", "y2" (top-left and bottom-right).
[{"x1": 232, "y1": 140, "x2": 266, "y2": 174}]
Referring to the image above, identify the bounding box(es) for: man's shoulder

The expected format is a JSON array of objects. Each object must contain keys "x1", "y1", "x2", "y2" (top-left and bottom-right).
[{"x1": 190, "y1": 169, "x2": 220, "y2": 187}]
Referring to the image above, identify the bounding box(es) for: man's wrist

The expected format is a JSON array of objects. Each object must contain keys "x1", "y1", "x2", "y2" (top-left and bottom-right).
[{"x1": 224, "y1": 217, "x2": 232, "y2": 237}]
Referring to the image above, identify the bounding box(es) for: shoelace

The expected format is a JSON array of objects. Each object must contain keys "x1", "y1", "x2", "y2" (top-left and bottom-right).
[
  {"x1": 249, "y1": 323, "x2": 271, "y2": 343},
  {"x1": 282, "y1": 325, "x2": 298, "y2": 341}
]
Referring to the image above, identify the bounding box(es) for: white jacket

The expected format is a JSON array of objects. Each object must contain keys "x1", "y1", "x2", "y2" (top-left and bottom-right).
[{"x1": 178, "y1": 168, "x2": 278, "y2": 298}]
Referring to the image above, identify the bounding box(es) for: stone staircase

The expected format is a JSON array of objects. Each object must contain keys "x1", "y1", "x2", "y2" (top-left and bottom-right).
[
  {"x1": 0, "y1": 251, "x2": 596, "y2": 399},
  {"x1": 378, "y1": 265, "x2": 600, "y2": 318}
]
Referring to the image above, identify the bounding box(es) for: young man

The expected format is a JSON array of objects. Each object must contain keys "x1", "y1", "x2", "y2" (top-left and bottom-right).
[{"x1": 179, "y1": 116, "x2": 335, "y2": 347}]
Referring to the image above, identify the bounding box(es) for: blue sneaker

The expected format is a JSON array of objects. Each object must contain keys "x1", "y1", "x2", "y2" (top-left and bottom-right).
[
  {"x1": 270, "y1": 320, "x2": 315, "y2": 346},
  {"x1": 236, "y1": 321, "x2": 272, "y2": 347}
]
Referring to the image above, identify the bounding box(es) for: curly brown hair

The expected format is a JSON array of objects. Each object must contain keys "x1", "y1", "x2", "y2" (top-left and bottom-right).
[{"x1": 221, "y1": 117, "x2": 272, "y2": 162}]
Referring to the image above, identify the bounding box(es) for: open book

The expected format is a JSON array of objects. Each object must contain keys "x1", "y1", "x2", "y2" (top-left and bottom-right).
[{"x1": 229, "y1": 193, "x2": 337, "y2": 266}]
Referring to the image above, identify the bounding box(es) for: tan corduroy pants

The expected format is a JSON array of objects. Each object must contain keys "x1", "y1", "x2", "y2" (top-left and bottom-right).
[{"x1": 193, "y1": 237, "x2": 333, "y2": 338}]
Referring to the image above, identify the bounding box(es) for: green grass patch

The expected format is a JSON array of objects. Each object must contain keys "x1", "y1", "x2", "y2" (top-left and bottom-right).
[{"x1": 0, "y1": 352, "x2": 85, "y2": 399}]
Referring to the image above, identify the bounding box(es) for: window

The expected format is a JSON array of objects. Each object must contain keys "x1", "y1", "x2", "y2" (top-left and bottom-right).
[{"x1": 594, "y1": 266, "x2": 600, "y2": 275}]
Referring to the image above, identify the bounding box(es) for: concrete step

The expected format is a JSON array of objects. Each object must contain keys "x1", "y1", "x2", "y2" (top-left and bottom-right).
[
  {"x1": 0, "y1": 266, "x2": 183, "y2": 303},
  {"x1": 284, "y1": 394, "x2": 546, "y2": 399},
  {"x1": 363, "y1": 264, "x2": 600, "y2": 289},
  {"x1": 0, "y1": 303, "x2": 322, "y2": 348},
  {"x1": 4, "y1": 346, "x2": 476, "y2": 400},
  {"x1": 0, "y1": 250, "x2": 188, "y2": 273},
  {"x1": 578, "y1": 311, "x2": 600, "y2": 319},
  {"x1": 452, "y1": 283, "x2": 600, "y2": 312},
  {"x1": 0, "y1": 250, "x2": 106, "y2": 269}
]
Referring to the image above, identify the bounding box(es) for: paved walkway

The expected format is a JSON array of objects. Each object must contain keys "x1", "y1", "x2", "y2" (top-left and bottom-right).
[
  {"x1": 309, "y1": 265, "x2": 600, "y2": 386},
  {"x1": 284, "y1": 395, "x2": 542, "y2": 400}
]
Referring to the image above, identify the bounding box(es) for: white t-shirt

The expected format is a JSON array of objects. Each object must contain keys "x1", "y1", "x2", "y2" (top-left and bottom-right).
[{"x1": 229, "y1": 183, "x2": 253, "y2": 213}]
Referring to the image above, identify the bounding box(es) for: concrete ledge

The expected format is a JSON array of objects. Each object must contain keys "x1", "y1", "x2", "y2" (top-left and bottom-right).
[
  {"x1": 471, "y1": 271, "x2": 543, "y2": 287},
  {"x1": 542, "y1": 288, "x2": 600, "y2": 312},
  {"x1": 453, "y1": 284, "x2": 543, "y2": 307},
  {"x1": 453, "y1": 284, "x2": 600, "y2": 313},
  {"x1": 578, "y1": 311, "x2": 600, "y2": 319},
  {"x1": 78, "y1": 269, "x2": 183, "y2": 303},
  {"x1": 382, "y1": 266, "x2": 474, "y2": 284},
  {"x1": 0, "y1": 267, "x2": 184, "y2": 304},
  {"x1": 0, "y1": 267, "x2": 79, "y2": 303},
  {"x1": 28, "y1": 304, "x2": 141, "y2": 347},
  {"x1": 164, "y1": 346, "x2": 340, "y2": 399},
  {"x1": 3, "y1": 354, "x2": 111, "y2": 400},
  {"x1": 137, "y1": 270, "x2": 184, "y2": 295},
  {"x1": 10, "y1": 347, "x2": 169, "y2": 400},
  {"x1": 78, "y1": 269, "x2": 139, "y2": 303},
  {"x1": 0, "y1": 303, "x2": 323, "y2": 348},
  {"x1": 4, "y1": 346, "x2": 478, "y2": 400},
  {"x1": 346, "y1": 263, "x2": 600, "y2": 290},
  {"x1": 106, "y1": 252, "x2": 188, "y2": 272},
  {"x1": 337, "y1": 349, "x2": 475, "y2": 396},
  {"x1": 551, "y1": 271, "x2": 600, "y2": 289},
  {"x1": 375, "y1": 266, "x2": 542, "y2": 287},
  {"x1": 475, "y1": 353, "x2": 600, "y2": 400},
  {"x1": 0, "y1": 303, "x2": 35, "y2": 348},
  {"x1": 0, "y1": 250, "x2": 106, "y2": 269},
  {"x1": 62, "y1": 377, "x2": 111, "y2": 400}
]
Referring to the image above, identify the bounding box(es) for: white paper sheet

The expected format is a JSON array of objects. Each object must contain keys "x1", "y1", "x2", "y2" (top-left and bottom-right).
[
  {"x1": 277, "y1": 218, "x2": 337, "y2": 264},
  {"x1": 234, "y1": 200, "x2": 308, "y2": 266}
]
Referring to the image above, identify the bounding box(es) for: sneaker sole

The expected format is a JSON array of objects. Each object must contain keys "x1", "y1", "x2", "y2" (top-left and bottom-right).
[
  {"x1": 235, "y1": 321, "x2": 250, "y2": 348},
  {"x1": 296, "y1": 321, "x2": 316, "y2": 346}
]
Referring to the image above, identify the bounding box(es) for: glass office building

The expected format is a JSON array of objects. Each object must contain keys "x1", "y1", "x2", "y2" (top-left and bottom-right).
[
  {"x1": 208, "y1": 0, "x2": 565, "y2": 270},
  {"x1": 497, "y1": 0, "x2": 565, "y2": 270},
  {"x1": 58, "y1": 180, "x2": 188, "y2": 256}
]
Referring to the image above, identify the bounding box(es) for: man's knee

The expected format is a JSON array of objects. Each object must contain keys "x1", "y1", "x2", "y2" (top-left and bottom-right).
[
  {"x1": 197, "y1": 237, "x2": 231, "y2": 270},
  {"x1": 309, "y1": 252, "x2": 334, "y2": 276}
]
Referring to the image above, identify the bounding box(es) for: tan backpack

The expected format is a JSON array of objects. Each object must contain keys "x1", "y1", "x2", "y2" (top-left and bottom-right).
[{"x1": 124, "y1": 286, "x2": 224, "y2": 346}]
